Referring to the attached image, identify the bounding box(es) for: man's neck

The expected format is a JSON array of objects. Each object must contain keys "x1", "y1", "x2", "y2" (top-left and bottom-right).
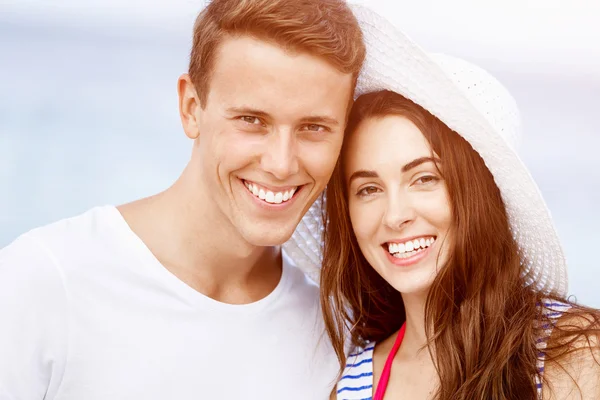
[{"x1": 118, "y1": 176, "x2": 283, "y2": 304}]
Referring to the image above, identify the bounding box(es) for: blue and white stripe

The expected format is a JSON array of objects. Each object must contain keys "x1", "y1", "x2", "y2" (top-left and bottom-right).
[
  {"x1": 535, "y1": 300, "x2": 571, "y2": 398},
  {"x1": 336, "y1": 343, "x2": 375, "y2": 400}
]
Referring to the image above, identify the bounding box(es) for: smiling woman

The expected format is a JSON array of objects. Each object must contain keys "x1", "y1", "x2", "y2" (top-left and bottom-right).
[
  {"x1": 321, "y1": 88, "x2": 600, "y2": 400},
  {"x1": 344, "y1": 113, "x2": 453, "y2": 297},
  {"x1": 284, "y1": 4, "x2": 600, "y2": 399}
]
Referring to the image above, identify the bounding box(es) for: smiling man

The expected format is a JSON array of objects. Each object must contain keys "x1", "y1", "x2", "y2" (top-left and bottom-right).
[{"x1": 0, "y1": 1, "x2": 365, "y2": 398}]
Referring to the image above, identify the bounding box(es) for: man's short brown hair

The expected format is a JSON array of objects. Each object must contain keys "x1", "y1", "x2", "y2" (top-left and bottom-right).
[{"x1": 189, "y1": 0, "x2": 366, "y2": 107}]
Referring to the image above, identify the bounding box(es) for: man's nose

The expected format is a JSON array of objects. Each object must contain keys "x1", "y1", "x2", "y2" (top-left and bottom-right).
[{"x1": 260, "y1": 129, "x2": 300, "y2": 180}]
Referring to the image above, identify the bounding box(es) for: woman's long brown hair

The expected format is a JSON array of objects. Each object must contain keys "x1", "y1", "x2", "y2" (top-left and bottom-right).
[{"x1": 321, "y1": 90, "x2": 600, "y2": 399}]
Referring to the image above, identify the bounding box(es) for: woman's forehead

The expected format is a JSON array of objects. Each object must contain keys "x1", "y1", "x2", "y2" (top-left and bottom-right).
[{"x1": 344, "y1": 115, "x2": 434, "y2": 173}]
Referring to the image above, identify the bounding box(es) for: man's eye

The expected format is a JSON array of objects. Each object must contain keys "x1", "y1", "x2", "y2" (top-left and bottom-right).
[
  {"x1": 303, "y1": 124, "x2": 327, "y2": 132},
  {"x1": 240, "y1": 116, "x2": 261, "y2": 125}
]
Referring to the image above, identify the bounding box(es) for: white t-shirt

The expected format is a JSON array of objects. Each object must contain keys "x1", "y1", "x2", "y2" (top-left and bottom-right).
[{"x1": 0, "y1": 206, "x2": 338, "y2": 399}]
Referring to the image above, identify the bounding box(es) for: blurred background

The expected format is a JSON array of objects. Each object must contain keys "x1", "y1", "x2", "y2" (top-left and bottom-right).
[{"x1": 1, "y1": 0, "x2": 599, "y2": 305}]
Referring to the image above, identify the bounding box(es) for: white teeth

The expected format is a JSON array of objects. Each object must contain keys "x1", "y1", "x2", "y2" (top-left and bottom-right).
[
  {"x1": 265, "y1": 191, "x2": 275, "y2": 203},
  {"x1": 387, "y1": 237, "x2": 436, "y2": 256},
  {"x1": 274, "y1": 192, "x2": 283, "y2": 204},
  {"x1": 393, "y1": 250, "x2": 418, "y2": 259},
  {"x1": 245, "y1": 181, "x2": 297, "y2": 204}
]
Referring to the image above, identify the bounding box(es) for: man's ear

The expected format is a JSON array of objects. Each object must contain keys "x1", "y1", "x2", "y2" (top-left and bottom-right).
[{"x1": 178, "y1": 73, "x2": 202, "y2": 140}]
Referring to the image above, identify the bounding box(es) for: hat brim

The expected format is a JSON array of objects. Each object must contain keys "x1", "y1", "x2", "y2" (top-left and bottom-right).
[{"x1": 284, "y1": 4, "x2": 568, "y2": 296}]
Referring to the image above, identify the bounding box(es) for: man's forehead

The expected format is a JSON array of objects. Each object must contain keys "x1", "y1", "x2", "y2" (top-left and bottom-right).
[
  {"x1": 200, "y1": 35, "x2": 353, "y2": 120},
  {"x1": 210, "y1": 35, "x2": 353, "y2": 88}
]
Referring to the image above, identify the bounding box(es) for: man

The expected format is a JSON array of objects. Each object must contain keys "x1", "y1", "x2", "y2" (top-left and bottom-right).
[{"x1": 0, "y1": 0, "x2": 365, "y2": 398}]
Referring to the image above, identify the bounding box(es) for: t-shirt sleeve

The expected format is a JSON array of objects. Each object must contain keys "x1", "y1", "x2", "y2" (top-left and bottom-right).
[{"x1": 0, "y1": 234, "x2": 69, "y2": 399}]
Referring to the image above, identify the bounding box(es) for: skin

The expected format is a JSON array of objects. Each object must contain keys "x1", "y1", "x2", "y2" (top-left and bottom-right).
[
  {"x1": 344, "y1": 115, "x2": 452, "y2": 398},
  {"x1": 543, "y1": 314, "x2": 600, "y2": 399},
  {"x1": 345, "y1": 116, "x2": 452, "y2": 299},
  {"x1": 118, "y1": 35, "x2": 353, "y2": 304}
]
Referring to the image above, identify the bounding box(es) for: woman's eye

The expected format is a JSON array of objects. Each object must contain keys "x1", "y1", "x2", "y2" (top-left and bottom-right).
[
  {"x1": 414, "y1": 175, "x2": 439, "y2": 185},
  {"x1": 357, "y1": 186, "x2": 379, "y2": 196}
]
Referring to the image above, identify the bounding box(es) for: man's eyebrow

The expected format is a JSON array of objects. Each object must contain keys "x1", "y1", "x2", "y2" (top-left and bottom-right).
[
  {"x1": 348, "y1": 170, "x2": 379, "y2": 185},
  {"x1": 298, "y1": 115, "x2": 340, "y2": 127},
  {"x1": 401, "y1": 157, "x2": 441, "y2": 173},
  {"x1": 226, "y1": 107, "x2": 271, "y2": 119}
]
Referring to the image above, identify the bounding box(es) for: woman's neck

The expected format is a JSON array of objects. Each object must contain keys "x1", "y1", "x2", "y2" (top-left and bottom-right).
[{"x1": 401, "y1": 291, "x2": 430, "y2": 356}]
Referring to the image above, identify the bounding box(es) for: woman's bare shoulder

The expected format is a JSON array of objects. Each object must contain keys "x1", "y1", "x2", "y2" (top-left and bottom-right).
[{"x1": 542, "y1": 309, "x2": 600, "y2": 399}]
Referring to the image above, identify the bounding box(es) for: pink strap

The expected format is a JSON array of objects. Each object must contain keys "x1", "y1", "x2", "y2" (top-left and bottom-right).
[{"x1": 373, "y1": 323, "x2": 406, "y2": 400}]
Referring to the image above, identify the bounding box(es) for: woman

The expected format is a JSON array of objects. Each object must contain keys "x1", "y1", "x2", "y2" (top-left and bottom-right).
[{"x1": 283, "y1": 5, "x2": 600, "y2": 400}]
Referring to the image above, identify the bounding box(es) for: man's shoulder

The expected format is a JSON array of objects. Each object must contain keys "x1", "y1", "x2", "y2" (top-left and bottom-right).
[
  {"x1": 1, "y1": 206, "x2": 120, "y2": 268},
  {"x1": 32, "y1": 204, "x2": 117, "y2": 239}
]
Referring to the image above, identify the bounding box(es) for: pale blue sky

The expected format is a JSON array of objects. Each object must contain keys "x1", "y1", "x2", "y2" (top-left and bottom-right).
[{"x1": 1, "y1": 1, "x2": 599, "y2": 306}]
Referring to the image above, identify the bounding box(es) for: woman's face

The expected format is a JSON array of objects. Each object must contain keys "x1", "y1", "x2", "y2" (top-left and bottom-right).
[{"x1": 345, "y1": 115, "x2": 453, "y2": 296}]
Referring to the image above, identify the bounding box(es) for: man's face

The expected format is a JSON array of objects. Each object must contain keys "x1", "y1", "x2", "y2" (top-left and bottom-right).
[{"x1": 184, "y1": 35, "x2": 353, "y2": 247}]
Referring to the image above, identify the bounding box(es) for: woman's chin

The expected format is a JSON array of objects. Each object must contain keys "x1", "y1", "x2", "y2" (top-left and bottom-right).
[{"x1": 382, "y1": 264, "x2": 436, "y2": 297}]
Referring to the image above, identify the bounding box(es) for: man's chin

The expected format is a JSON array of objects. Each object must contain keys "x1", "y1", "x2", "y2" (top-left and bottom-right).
[
  {"x1": 245, "y1": 231, "x2": 295, "y2": 247},
  {"x1": 239, "y1": 223, "x2": 297, "y2": 247}
]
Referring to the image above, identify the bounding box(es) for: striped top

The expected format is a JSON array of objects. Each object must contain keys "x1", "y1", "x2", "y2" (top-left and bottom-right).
[
  {"x1": 337, "y1": 342, "x2": 375, "y2": 400},
  {"x1": 535, "y1": 300, "x2": 572, "y2": 396},
  {"x1": 336, "y1": 300, "x2": 571, "y2": 400}
]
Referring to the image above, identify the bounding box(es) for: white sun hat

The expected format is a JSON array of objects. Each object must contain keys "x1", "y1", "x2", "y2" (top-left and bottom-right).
[{"x1": 283, "y1": 3, "x2": 568, "y2": 297}]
